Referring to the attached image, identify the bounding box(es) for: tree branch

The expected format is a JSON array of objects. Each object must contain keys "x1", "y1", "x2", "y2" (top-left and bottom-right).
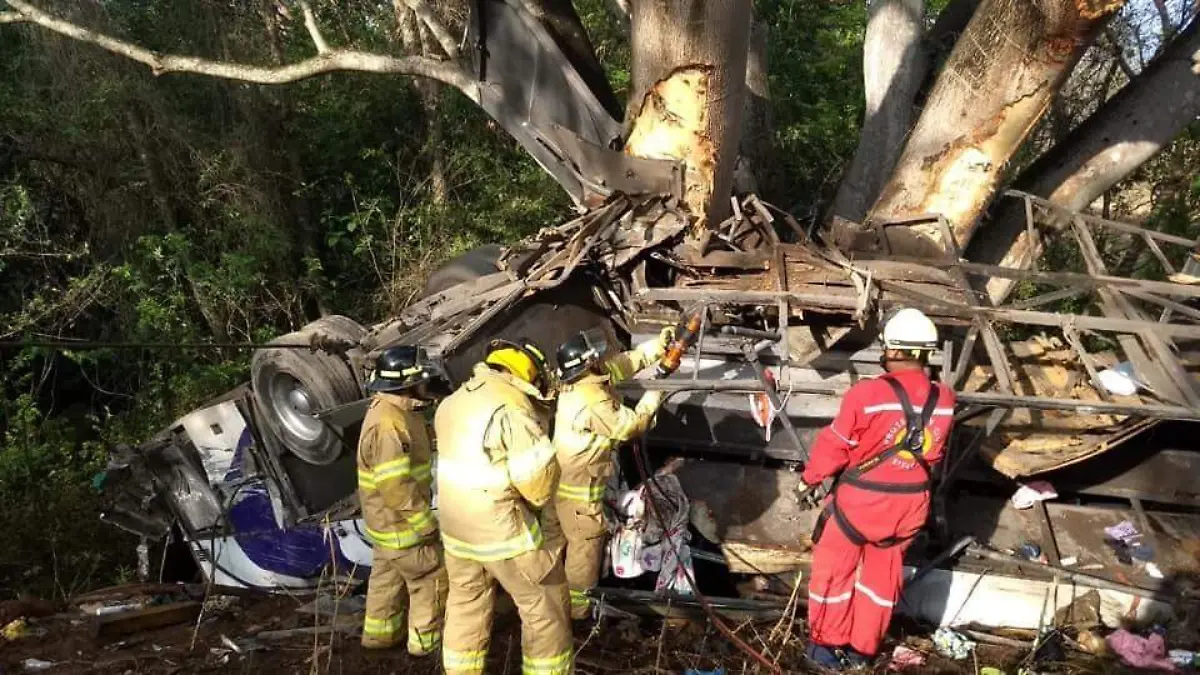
[
  {"x1": 2, "y1": 0, "x2": 478, "y2": 101},
  {"x1": 0, "y1": 11, "x2": 24, "y2": 23},
  {"x1": 403, "y1": 0, "x2": 459, "y2": 59},
  {"x1": 298, "y1": 0, "x2": 330, "y2": 54}
]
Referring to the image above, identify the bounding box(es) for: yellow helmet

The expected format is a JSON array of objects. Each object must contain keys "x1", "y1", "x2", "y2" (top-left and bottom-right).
[{"x1": 485, "y1": 338, "x2": 549, "y2": 390}]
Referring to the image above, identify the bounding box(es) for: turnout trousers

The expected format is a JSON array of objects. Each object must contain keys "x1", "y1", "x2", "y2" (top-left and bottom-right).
[
  {"x1": 556, "y1": 499, "x2": 607, "y2": 619},
  {"x1": 361, "y1": 541, "x2": 448, "y2": 654},
  {"x1": 442, "y1": 549, "x2": 574, "y2": 675},
  {"x1": 806, "y1": 519, "x2": 910, "y2": 657}
]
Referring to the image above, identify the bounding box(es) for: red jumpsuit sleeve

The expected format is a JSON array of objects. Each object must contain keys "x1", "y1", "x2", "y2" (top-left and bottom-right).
[{"x1": 802, "y1": 384, "x2": 867, "y2": 485}]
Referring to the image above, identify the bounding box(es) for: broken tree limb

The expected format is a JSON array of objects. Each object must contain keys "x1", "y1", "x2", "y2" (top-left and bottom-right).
[{"x1": 1, "y1": 0, "x2": 479, "y2": 98}]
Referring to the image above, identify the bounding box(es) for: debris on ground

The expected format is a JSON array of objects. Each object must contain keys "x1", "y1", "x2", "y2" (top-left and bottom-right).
[
  {"x1": 933, "y1": 627, "x2": 976, "y2": 660},
  {"x1": 1010, "y1": 481, "x2": 1058, "y2": 510},
  {"x1": 20, "y1": 658, "x2": 56, "y2": 672},
  {"x1": 887, "y1": 644, "x2": 927, "y2": 671},
  {"x1": 1107, "y1": 628, "x2": 1178, "y2": 671}
]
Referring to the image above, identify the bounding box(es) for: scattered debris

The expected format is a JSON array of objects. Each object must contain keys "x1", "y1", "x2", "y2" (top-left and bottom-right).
[
  {"x1": 254, "y1": 617, "x2": 360, "y2": 642},
  {"x1": 21, "y1": 658, "x2": 56, "y2": 672},
  {"x1": 1148, "y1": 562, "x2": 1166, "y2": 579},
  {"x1": 1076, "y1": 629, "x2": 1109, "y2": 655},
  {"x1": 93, "y1": 601, "x2": 203, "y2": 639},
  {"x1": 79, "y1": 600, "x2": 148, "y2": 617},
  {"x1": 887, "y1": 644, "x2": 927, "y2": 671},
  {"x1": 1018, "y1": 542, "x2": 1047, "y2": 563},
  {"x1": 294, "y1": 593, "x2": 365, "y2": 619},
  {"x1": 978, "y1": 668, "x2": 1004, "y2": 675},
  {"x1": 1105, "y1": 520, "x2": 1140, "y2": 543},
  {"x1": 2, "y1": 618, "x2": 30, "y2": 640},
  {"x1": 1097, "y1": 362, "x2": 1143, "y2": 396},
  {"x1": 933, "y1": 627, "x2": 975, "y2": 660},
  {"x1": 1107, "y1": 629, "x2": 1178, "y2": 671},
  {"x1": 961, "y1": 629, "x2": 1033, "y2": 649},
  {"x1": 683, "y1": 669, "x2": 726, "y2": 675},
  {"x1": 1170, "y1": 649, "x2": 1198, "y2": 668},
  {"x1": 1011, "y1": 481, "x2": 1058, "y2": 510},
  {"x1": 611, "y1": 472, "x2": 695, "y2": 596}
]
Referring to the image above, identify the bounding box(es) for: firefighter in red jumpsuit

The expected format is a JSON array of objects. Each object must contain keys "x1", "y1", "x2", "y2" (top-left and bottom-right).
[{"x1": 800, "y1": 308, "x2": 956, "y2": 670}]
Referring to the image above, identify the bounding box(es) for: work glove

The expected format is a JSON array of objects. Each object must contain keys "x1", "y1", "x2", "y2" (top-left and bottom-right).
[
  {"x1": 796, "y1": 478, "x2": 825, "y2": 510},
  {"x1": 636, "y1": 326, "x2": 675, "y2": 362},
  {"x1": 635, "y1": 389, "x2": 667, "y2": 417}
]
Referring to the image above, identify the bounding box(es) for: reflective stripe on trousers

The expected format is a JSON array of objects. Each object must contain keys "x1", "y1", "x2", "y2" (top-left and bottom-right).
[
  {"x1": 569, "y1": 589, "x2": 590, "y2": 609},
  {"x1": 522, "y1": 649, "x2": 573, "y2": 675},
  {"x1": 362, "y1": 612, "x2": 403, "y2": 638},
  {"x1": 408, "y1": 626, "x2": 442, "y2": 654},
  {"x1": 442, "y1": 518, "x2": 544, "y2": 562},
  {"x1": 444, "y1": 647, "x2": 487, "y2": 672}
]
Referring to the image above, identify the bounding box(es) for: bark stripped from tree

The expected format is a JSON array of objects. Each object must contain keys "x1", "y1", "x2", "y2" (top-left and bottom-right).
[
  {"x1": 829, "y1": 0, "x2": 927, "y2": 226},
  {"x1": 865, "y1": 0, "x2": 1125, "y2": 256},
  {"x1": 969, "y1": 18, "x2": 1200, "y2": 303},
  {"x1": 625, "y1": 0, "x2": 753, "y2": 227}
]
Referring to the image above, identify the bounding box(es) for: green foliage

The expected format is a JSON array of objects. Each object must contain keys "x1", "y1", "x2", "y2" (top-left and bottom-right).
[
  {"x1": 758, "y1": 0, "x2": 868, "y2": 220},
  {"x1": 0, "y1": 392, "x2": 129, "y2": 600}
]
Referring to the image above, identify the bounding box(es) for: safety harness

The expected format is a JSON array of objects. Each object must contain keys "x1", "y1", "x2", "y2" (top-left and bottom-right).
[{"x1": 813, "y1": 376, "x2": 941, "y2": 548}]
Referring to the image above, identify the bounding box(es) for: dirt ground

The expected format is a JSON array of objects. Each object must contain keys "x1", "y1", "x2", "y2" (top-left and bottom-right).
[{"x1": 0, "y1": 593, "x2": 1151, "y2": 674}]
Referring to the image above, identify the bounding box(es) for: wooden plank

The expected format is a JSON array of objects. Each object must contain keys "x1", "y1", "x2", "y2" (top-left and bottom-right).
[
  {"x1": 1008, "y1": 286, "x2": 1089, "y2": 310},
  {"x1": 952, "y1": 325, "x2": 980, "y2": 389},
  {"x1": 1062, "y1": 325, "x2": 1111, "y2": 402},
  {"x1": 1123, "y1": 288, "x2": 1200, "y2": 322},
  {"x1": 626, "y1": 379, "x2": 1200, "y2": 420},
  {"x1": 1023, "y1": 194, "x2": 1041, "y2": 271},
  {"x1": 1143, "y1": 232, "x2": 1177, "y2": 275},
  {"x1": 885, "y1": 255, "x2": 1200, "y2": 301},
  {"x1": 1034, "y1": 501, "x2": 1062, "y2": 567},
  {"x1": 1070, "y1": 218, "x2": 1192, "y2": 406},
  {"x1": 92, "y1": 602, "x2": 203, "y2": 639},
  {"x1": 1007, "y1": 190, "x2": 1197, "y2": 248},
  {"x1": 640, "y1": 282, "x2": 1200, "y2": 340}
]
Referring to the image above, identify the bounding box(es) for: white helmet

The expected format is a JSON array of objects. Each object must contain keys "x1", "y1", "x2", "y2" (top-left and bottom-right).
[{"x1": 882, "y1": 308, "x2": 938, "y2": 352}]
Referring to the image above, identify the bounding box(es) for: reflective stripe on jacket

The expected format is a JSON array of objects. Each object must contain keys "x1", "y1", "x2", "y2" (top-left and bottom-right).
[
  {"x1": 357, "y1": 393, "x2": 437, "y2": 551},
  {"x1": 435, "y1": 363, "x2": 558, "y2": 562}
]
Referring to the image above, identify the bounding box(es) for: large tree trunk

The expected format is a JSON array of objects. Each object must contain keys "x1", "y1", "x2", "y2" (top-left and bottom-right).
[
  {"x1": 968, "y1": 18, "x2": 1200, "y2": 304},
  {"x1": 624, "y1": 0, "x2": 753, "y2": 227},
  {"x1": 737, "y1": 17, "x2": 775, "y2": 201},
  {"x1": 864, "y1": 0, "x2": 1124, "y2": 256},
  {"x1": 828, "y1": 0, "x2": 927, "y2": 225}
]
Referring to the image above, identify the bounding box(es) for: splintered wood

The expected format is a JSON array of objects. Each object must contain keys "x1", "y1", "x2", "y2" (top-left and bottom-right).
[
  {"x1": 964, "y1": 336, "x2": 1157, "y2": 477},
  {"x1": 625, "y1": 67, "x2": 716, "y2": 224}
]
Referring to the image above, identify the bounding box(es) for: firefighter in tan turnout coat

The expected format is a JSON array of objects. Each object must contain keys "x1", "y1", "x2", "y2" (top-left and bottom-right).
[
  {"x1": 356, "y1": 346, "x2": 448, "y2": 655},
  {"x1": 435, "y1": 338, "x2": 572, "y2": 675},
  {"x1": 551, "y1": 328, "x2": 672, "y2": 618}
]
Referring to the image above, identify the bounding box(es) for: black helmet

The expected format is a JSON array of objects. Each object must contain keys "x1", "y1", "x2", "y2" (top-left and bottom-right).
[
  {"x1": 555, "y1": 329, "x2": 609, "y2": 384},
  {"x1": 367, "y1": 345, "x2": 437, "y2": 393}
]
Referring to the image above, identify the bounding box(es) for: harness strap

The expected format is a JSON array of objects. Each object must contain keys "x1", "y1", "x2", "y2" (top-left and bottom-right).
[{"x1": 813, "y1": 376, "x2": 942, "y2": 548}]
